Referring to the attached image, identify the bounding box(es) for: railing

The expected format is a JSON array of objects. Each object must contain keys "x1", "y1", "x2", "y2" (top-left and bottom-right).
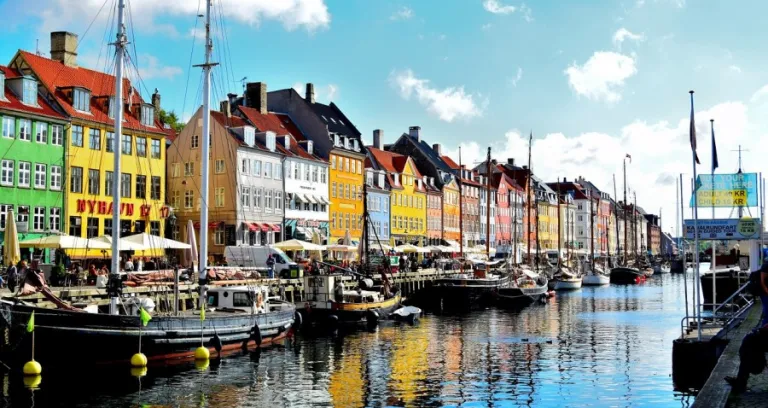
[{"x1": 680, "y1": 281, "x2": 754, "y2": 338}]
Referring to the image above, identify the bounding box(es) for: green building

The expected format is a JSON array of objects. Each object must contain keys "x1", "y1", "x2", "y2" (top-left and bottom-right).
[{"x1": 0, "y1": 65, "x2": 68, "y2": 264}]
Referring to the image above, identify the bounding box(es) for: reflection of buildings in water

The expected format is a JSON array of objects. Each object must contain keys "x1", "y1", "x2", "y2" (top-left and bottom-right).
[
  {"x1": 388, "y1": 322, "x2": 430, "y2": 406},
  {"x1": 329, "y1": 334, "x2": 376, "y2": 408}
]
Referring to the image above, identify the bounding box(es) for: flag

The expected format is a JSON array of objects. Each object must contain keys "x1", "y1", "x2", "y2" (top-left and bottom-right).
[
  {"x1": 711, "y1": 121, "x2": 719, "y2": 172},
  {"x1": 139, "y1": 307, "x2": 152, "y2": 327},
  {"x1": 625, "y1": 153, "x2": 632, "y2": 163},
  {"x1": 26, "y1": 311, "x2": 34, "y2": 333},
  {"x1": 690, "y1": 92, "x2": 700, "y2": 164},
  {"x1": 200, "y1": 306, "x2": 205, "y2": 322}
]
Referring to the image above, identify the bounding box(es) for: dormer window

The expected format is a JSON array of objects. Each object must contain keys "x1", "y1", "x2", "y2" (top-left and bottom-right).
[
  {"x1": 352, "y1": 139, "x2": 358, "y2": 152},
  {"x1": 22, "y1": 78, "x2": 38, "y2": 106},
  {"x1": 366, "y1": 170, "x2": 373, "y2": 186},
  {"x1": 244, "y1": 127, "x2": 255, "y2": 146},
  {"x1": 266, "y1": 131, "x2": 276, "y2": 152},
  {"x1": 108, "y1": 96, "x2": 117, "y2": 118},
  {"x1": 140, "y1": 104, "x2": 155, "y2": 127},
  {"x1": 306, "y1": 140, "x2": 313, "y2": 155},
  {"x1": 0, "y1": 72, "x2": 5, "y2": 101},
  {"x1": 393, "y1": 173, "x2": 400, "y2": 185},
  {"x1": 284, "y1": 135, "x2": 291, "y2": 150},
  {"x1": 73, "y1": 88, "x2": 90, "y2": 112},
  {"x1": 378, "y1": 173, "x2": 385, "y2": 188}
]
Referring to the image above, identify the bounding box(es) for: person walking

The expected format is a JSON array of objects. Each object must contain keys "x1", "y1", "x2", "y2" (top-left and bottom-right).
[
  {"x1": 6, "y1": 262, "x2": 18, "y2": 292},
  {"x1": 266, "y1": 254, "x2": 276, "y2": 279}
]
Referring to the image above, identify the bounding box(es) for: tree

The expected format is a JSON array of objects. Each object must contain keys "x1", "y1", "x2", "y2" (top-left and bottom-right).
[{"x1": 158, "y1": 109, "x2": 183, "y2": 132}]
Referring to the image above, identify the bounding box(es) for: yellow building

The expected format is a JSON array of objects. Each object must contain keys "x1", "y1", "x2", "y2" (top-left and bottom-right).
[
  {"x1": 367, "y1": 148, "x2": 426, "y2": 245},
  {"x1": 328, "y1": 147, "x2": 365, "y2": 244},
  {"x1": 12, "y1": 41, "x2": 170, "y2": 258}
]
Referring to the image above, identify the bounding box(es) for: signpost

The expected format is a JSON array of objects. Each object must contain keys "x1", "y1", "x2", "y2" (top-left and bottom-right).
[
  {"x1": 690, "y1": 173, "x2": 759, "y2": 208},
  {"x1": 683, "y1": 218, "x2": 760, "y2": 240}
]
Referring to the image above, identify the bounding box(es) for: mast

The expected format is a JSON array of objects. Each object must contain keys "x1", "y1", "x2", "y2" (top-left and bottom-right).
[
  {"x1": 526, "y1": 132, "x2": 532, "y2": 265},
  {"x1": 363, "y1": 180, "x2": 369, "y2": 273},
  {"x1": 196, "y1": 0, "x2": 216, "y2": 285},
  {"x1": 613, "y1": 174, "x2": 620, "y2": 263},
  {"x1": 557, "y1": 180, "x2": 562, "y2": 269},
  {"x1": 512, "y1": 184, "x2": 518, "y2": 264},
  {"x1": 634, "y1": 192, "x2": 638, "y2": 256},
  {"x1": 589, "y1": 190, "x2": 595, "y2": 273},
  {"x1": 485, "y1": 147, "x2": 491, "y2": 259},
  {"x1": 623, "y1": 157, "x2": 628, "y2": 263},
  {"x1": 676, "y1": 176, "x2": 680, "y2": 258},
  {"x1": 458, "y1": 147, "x2": 464, "y2": 262},
  {"x1": 109, "y1": 0, "x2": 127, "y2": 315},
  {"x1": 535, "y1": 182, "x2": 540, "y2": 272}
]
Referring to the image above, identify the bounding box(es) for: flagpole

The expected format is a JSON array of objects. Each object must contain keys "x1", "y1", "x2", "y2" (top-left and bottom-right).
[
  {"x1": 710, "y1": 119, "x2": 717, "y2": 310},
  {"x1": 690, "y1": 90, "x2": 703, "y2": 341}
]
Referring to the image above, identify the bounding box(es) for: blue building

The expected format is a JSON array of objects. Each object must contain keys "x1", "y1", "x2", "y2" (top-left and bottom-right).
[{"x1": 365, "y1": 164, "x2": 390, "y2": 246}]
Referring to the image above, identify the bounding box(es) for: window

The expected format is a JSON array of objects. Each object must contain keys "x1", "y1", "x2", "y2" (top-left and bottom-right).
[
  {"x1": 35, "y1": 122, "x2": 47, "y2": 143},
  {"x1": 89, "y1": 129, "x2": 100, "y2": 150},
  {"x1": 49, "y1": 208, "x2": 60, "y2": 231},
  {"x1": 215, "y1": 187, "x2": 225, "y2": 207},
  {"x1": 121, "y1": 173, "x2": 131, "y2": 198},
  {"x1": 18, "y1": 162, "x2": 30, "y2": 187},
  {"x1": 331, "y1": 212, "x2": 336, "y2": 229},
  {"x1": 172, "y1": 163, "x2": 180, "y2": 178},
  {"x1": 265, "y1": 190, "x2": 273, "y2": 212},
  {"x1": 15, "y1": 206, "x2": 28, "y2": 225},
  {"x1": 105, "y1": 131, "x2": 114, "y2": 152},
  {"x1": 265, "y1": 162, "x2": 272, "y2": 179},
  {"x1": 87, "y1": 169, "x2": 99, "y2": 195},
  {"x1": 122, "y1": 135, "x2": 132, "y2": 155},
  {"x1": 2, "y1": 117, "x2": 14, "y2": 138},
  {"x1": 33, "y1": 207, "x2": 45, "y2": 231},
  {"x1": 18, "y1": 119, "x2": 31, "y2": 141},
  {"x1": 293, "y1": 162, "x2": 299, "y2": 179},
  {"x1": 252, "y1": 160, "x2": 262, "y2": 177},
  {"x1": 345, "y1": 184, "x2": 350, "y2": 199},
  {"x1": 357, "y1": 160, "x2": 362, "y2": 174},
  {"x1": 73, "y1": 88, "x2": 90, "y2": 112},
  {"x1": 0, "y1": 205, "x2": 10, "y2": 230},
  {"x1": 241, "y1": 159, "x2": 250, "y2": 174},
  {"x1": 86, "y1": 217, "x2": 99, "y2": 238},
  {"x1": 185, "y1": 190, "x2": 194, "y2": 208},
  {"x1": 191, "y1": 135, "x2": 199, "y2": 149},
  {"x1": 69, "y1": 216, "x2": 82, "y2": 237},
  {"x1": 50, "y1": 166, "x2": 62, "y2": 190},
  {"x1": 22, "y1": 79, "x2": 37, "y2": 106},
  {"x1": 71, "y1": 125, "x2": 83, "y2": 147},
  {"x1": 254, "y1": 188, "x2": 262, "y2": 210},
  {"x1": 215, "y1": 159, "x2": 225, "y2": 174},
  {"x1": 320, "y1": 167, "x2": 327, "y2": 183},
  {"x1": 312, "y1": 166, "x2": 318, "y2": 182},
  {"x1": 151, "y1": 176, "x2": 161, "y2": 200},
  {"x1": 214, "y1": 227, "x2": 225, "y2": 245},
  {"x1": 135, "y1": 175, "x2": 146, "y2": 199},
  {"x1": 242, "y1": 187, "x2": 251, "y2": 208},
  {"x1": 151, "y1": 139, "x2": 161, "y2": 159},
  {"x1": 141, "y1": 105, "x2": 155, "y2": 127},
  {"x1": 331, "y1": 182, "x2": 336, "y2": 198},
  {"x1": 136, "y1": 137, "x2": 147, "y2": 157},
  {"x1": 32, "y1": 164, "x2": 46, "y2": 189},
  {"x1": 171, "y1": 190, "x2": 180, "y2": 209},
  {"x1": 275, "y1": 163, "x2": 282, "y2": 180},
  {"x1": 104, "y1": 171, "x2": 113, "y2": 195},
  {"x1": 184, "y1": 162, "x2": 194, "y2": 176},
  {"x1": 150, "y1": 221, "x2": 160, "y2": 236},
  {"x1": 276, "y1": 191, "x2": 283, "y2": 212},
  {"x1": 49, "y1": 124, "x2": 62, "y2": 146}
]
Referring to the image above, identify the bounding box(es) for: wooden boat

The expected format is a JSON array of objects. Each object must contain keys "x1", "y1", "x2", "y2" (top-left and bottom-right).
[
  {"x1": 495, "y1": 271, "x2": 548, "y2": 307},
  {"x1": 300, "y1": 274, "x2": 401, "y2": 326},
  {"x1": 431, "y1": 262, "x2": 510, "y2": 310},
  {"x1": 554, "y1": 277, "x2": 583, "y2": 290},
  {"x1": 582, "y1": 273, "x2": 610, "y2": 285},
  {"x1": 609, "y1": 267, "x2": 646, "y2": 284}
]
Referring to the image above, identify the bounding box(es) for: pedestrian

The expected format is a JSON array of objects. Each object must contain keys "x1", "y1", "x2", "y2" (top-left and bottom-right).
[
  {"x1": 124, "y1": 257, "x2": 134, "y2": 272},
  {"x1": 266, "y1": 254, "x2": 275, "y2": 279},
  {"x1": 6, "y1": 262, "x2": 18, "y2": 292},
  {"x1": 724, "y1": 324, "x2": 768, "y2": 393}
]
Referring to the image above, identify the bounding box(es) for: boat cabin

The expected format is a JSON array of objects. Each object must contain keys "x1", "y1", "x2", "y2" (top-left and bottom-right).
[
  {"x1": 205, "y1": 286, "x2": 270, "y2": 313},
  {"x1": 304, "y1": 274, "x2": 385, "y2": 305}
]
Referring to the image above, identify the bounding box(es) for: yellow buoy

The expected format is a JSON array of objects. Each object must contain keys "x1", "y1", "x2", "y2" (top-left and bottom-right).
[
  {"x1": 194, "y1": 359, "x2": 210, "y2": 371},
  {"x1": 23, "y1": 360, "x2": 42, "y2": 376},
  {"x1": 130, "y1": 353, "x2": 148, "y2": 367},
  {"x1": 194, "y1": 346, "x2": 210, "y2": 361},
  {"x1": 23, "y1": 375, "x2": 41, "y2": 389},
  {"x1": 130, "y1": 367, "x2": 148, "y2": 378}
]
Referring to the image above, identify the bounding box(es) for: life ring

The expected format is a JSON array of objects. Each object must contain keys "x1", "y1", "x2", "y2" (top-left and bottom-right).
[{"x1": 256, "y1": 292, "x2": 264, "y2": 308}]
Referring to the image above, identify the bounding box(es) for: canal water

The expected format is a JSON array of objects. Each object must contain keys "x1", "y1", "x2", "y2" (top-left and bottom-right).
[{"x1": 1, "y1": 272, "x2": 703, "y2": 407}]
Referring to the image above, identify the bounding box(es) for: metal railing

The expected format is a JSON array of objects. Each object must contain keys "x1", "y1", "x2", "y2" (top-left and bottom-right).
[{"x1": 679, "y1": 281, "x2": 754, "y2": 338}]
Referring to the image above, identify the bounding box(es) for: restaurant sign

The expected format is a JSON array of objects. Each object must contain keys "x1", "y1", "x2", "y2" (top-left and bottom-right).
[{"x1": 76, "y1": 199, "x2": 170, "y2": 218}]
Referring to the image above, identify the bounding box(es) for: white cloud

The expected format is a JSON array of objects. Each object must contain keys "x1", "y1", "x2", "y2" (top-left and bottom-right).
[
  {"x1": 389, "y1": 69, "x2": 486, "y2": 122},
  {"x1": 483, "y1": 0, "x2": 516, "y2": 14},
  {"x1": 189, "y1": 27, "x2": 205, "y2": 40},
  {"x1": 729, "y1": 65, "x2": 742, "y2": 74},
  {"x1": 134, "y1": 54, "x2": 183, "y2": 80},
  {"x1": 612, "y1": 28, "x2": 645, "y2": 49},
  {"x1": 520, "y1": 3, "x2": 533, "y2": 22},
  {"x1": 750, "y1": 85, "x2": 768, "y2": 103},
  {"x1": 292, "y1": 82, "x2": 339, "y2": 102},
  {"x1": 508, "y1": 67, "x2": 523, "y2": 87},
  {"x1": 637, "y1": 0, "x2": 685, "y2": 7},
  {"x1": 390, "y1": 6, "x2": 414, "y2": 21},
  {"x1": 481, "y1": 23, "x2": 493, "y2": 31},
  {"x1": 565, "y1": 51, "x2": 638, "y2": 103}
]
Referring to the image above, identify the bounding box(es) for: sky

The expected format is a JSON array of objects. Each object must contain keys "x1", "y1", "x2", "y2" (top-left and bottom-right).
[{"x1": 1, "y1": 0, "x2": 767, "y2": 237}]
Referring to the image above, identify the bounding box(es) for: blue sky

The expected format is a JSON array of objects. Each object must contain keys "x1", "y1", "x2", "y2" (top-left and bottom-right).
[{"x1": 2, "y1": 0, "x2": 767, "y2": 232}]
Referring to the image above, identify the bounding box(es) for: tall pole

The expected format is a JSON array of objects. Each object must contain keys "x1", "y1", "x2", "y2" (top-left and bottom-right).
[
  {"x1": 557, "y1": 180, "x2": 562, "y2": 269},
  {"x1": 109, "y1": 0, "x2": 127, "y2": 315},
  {"x1": 512, "y1": 187, "x2": 518, "y2": 264},
  {"x1": 710, "y1": 119, "x2": 716, "y2": 308},
  {"x1": 679, "y1": 174, "x2": 685, "y2": 262},
  {"x1": 459, "y1": 147, "x2": 464, "y2": 263},
  {"x1": 623, "y1": 158, "x2": 628, "y2": 263},
  {"x1": 634, "y1": 192, "x2": 638, "y2": 256},
  {"x1": 690, "y1": 90, "x2": 703, "y2": 341},
  {"x1": 486, "y1": 147, "x2": 491, "y2": 259},
  {"x1": 527, "y1": 132, "x2": 532, "y2": 265},
  {"x1": 613, "y1": 174, "x2": 619, "y2": 265},
  {"x1": 589, "y1": 190, "x2": 595, "y2": 274}
]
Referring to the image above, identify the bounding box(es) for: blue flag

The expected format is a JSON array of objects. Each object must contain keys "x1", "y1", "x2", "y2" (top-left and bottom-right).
[{"x1": 711, "y1": 120, "x2": 719, "y2": 173}]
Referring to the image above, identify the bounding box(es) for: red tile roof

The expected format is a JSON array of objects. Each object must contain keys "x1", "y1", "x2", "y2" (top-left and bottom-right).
[
  {"x1": 16, "y1": 51, "x2": 170, "y2": 136},
  {"x1": 0, "y1": 65, "x2": 66, "y2": 121},
  {"x1": 236, "y1": 106, "x2": 323, "y2": 163},
  {"x1": 442, "y1": 155, "x2": 459, "y2": 169}
]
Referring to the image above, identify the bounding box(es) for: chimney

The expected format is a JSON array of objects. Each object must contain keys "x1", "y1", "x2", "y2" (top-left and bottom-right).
[
  {"x1": 50, "y1": 31, "x2": 78, "y2": 67},
  {"x1": 220, "y1": 100, "x2": 231, "y2": 118},
  {"x1": 563, "y1": 177, "x2": 566, "y2": 182},
  {"x1": 373, "y1": 129, "x2": 383, "y2": 150},
  {"x1": 491, "y1": 159, "x2": 497, "y2": 165},
  {"x1": 227, "y1": 93, "x2": 238, "y2": 105},
  {"x1": 432, "y1": 143, "x2": 442, "y2": 156},
  {"x1": 408, "y1": 126, "x2": 421, "y2": 141},
  {"x1": 522, "y1": 165, "x2": 528, "y2": 170},
  {"x1": 507, "y1": 158, "x2": 515, "y2": 166},
  {"x1": 245, "y1": 82, "x2": 267, "y2": 114},
  {"x1": 305, "y1": 83, "x2": 315, "y2": 104},
  {"x1": 151, "y1": 89, "x2": 161, "y2": 116}
]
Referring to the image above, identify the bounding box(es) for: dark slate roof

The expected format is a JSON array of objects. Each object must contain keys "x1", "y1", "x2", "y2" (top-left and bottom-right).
[{"x1": 308, "y1": 101, "x2": 361, "y2": 139}]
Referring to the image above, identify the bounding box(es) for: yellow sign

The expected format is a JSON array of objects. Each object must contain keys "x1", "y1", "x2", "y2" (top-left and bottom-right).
[
  {"x1": 696, "y1": 189, "x2": 748, "y2": 207},
  {"x1": 737, "y1": 218, "x2": 758, "y2": 237}
]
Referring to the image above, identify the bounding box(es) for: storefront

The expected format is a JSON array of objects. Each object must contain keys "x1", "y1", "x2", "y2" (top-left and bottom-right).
[{"x1": 284, "y1": 218, "x2": 329, "y2": 244}]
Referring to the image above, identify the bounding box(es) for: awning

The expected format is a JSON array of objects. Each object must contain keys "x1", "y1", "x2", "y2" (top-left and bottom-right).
[
  {"x1": 259, "y1": 223, "x2": 271, "y2": 232},
  {"x1": 317, "y1": 196, "x2": 330, "y2": 205},
  {"x1": 272, "y1": 224, "x2": 281, "y2": 233},
  {"x1": 294, "y1": 193, "x2": 308, "y2": 203},
  {"x1": 245, "y1": 222, "x2": 260, "y2": 232},
  {"x1": 305, "y1": 195, "x2": 318, "y2": 204},
  {"x1": 296, "y1": 226, "x2": 309, "y2": 237}
]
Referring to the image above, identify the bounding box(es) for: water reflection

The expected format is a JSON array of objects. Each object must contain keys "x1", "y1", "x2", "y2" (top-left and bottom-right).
[{"x1": 1, "y1": 274, "x2": 698, "y2": 407}]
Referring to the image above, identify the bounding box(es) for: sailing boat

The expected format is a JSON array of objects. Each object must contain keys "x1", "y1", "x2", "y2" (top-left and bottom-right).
[
  {"x1": 0, "y1": 0, "x2": 295, "y2": 366},
  {"x1": 583, "y1": 189, "x2": 609, "y2": 286},
  {"x1": 610, "y1": 156, "x2": 645, "y2": 284},
  {"x1": 553, "y1": 183, "x2": 582, "y2": 290}
]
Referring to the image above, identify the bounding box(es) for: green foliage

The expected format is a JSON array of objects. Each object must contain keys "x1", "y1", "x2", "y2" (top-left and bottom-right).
[{"x1": 158, "y1": 109, "x2": 183, "y2": 132}]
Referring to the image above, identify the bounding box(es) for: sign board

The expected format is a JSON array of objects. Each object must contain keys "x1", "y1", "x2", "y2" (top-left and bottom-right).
[
  {"x1": 683, "y1": 218, "x2": 761, "y2": 240},
  {"x1": 690, "y1": 173, "x2": 758, "y2": 207}
]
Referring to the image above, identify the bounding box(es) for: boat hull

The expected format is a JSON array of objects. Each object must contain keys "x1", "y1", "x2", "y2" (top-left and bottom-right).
[
  {"x1": 495, "y1": 284, "x2": 548, "y2": 308},
  {"x1": 554, "y1": 278, "x2": 583, "y2": 290},
  {"x1": 0, "y1": 300, "x2": 295, "y2": 366},
  {"x1": 670, "y1": 259, "x2": 685, "y2": 273},
  {"x1": 700, "y1": 269, "x2": 748, "y2": 306},
  {"x1": 299, "y1": 293, "x2": 402, "y2": 326},
  {"x1": 610, "y1": 267, "x2": 646, "y2": 284},
  {"x1": 431, "y1": 275, "x2": 510, "y2": 310},
  {"x1": 582, "y1": 274, "x2": 610, "y2": 286}
]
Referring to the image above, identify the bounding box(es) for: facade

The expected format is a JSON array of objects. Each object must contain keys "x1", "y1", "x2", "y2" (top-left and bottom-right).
[
  {"x1": 0, "y1": 65, "x2": 68, "y2": 263},
  {"x1": 442, "y1": 177, "x2": 460, "y2": 244},
  {"x1": 608, "y1": 199, "x2": 619, "y2": 256},
  {"x1": 479, "y1": 181, "x2": 496, "y2": 250},
  {"x1": 367, "y1": 145, "x2": 427, "y2": 246},
  {"x1": 266, "y1": 83, "x2": 364, "y2": 244},
  {"x1": 560, "y1": 193, "x2": 577, "y2": 255},
  {"x1": 425, "y1": 178, "x2": 442, "y2": 246},
  {"x1": 444, "y1": 157, "x2": 482, "y2": 248},
  {"x1": 643, "y1": 212, "x2": 661, "y2": 255},
  {"x1": 364, "y1": 167, "x2": 390, "y2": 245},
  {"x1": 495, "y1": 159, "x2": 536, "y2": 259},
  {"x1": 493, "y1": 173, "x2": 514, "y2": 256},
  {"x1": 12, "y1": 36, "x2": 170, "y2": 258},
  {"x1": 234, "y1": 100, "x2": 328, "y2": 243}
]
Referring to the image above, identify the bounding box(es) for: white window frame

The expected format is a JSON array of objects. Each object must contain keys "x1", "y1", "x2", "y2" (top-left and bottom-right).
[
  {"x1": 1, "y1": 160, "x2": 13, "y2": 186},
  {"x1": 34, "y1": 163, "x2": 46, "y2": 189},
  {"x1": 1, "y1": 117, "x2": 14, "y2": 139},
  {"x1": 50, "y1": 165, "x2": 62, "y2": 190},
  {"x1": 191, "y1": 134, "x2": 199, "y2": 149},
  {"x1": 18, "y1": 119, "x2": 31, "y2": 141},
  {"x1": 18, "y1": 162, "x2": 30, "y2": 187},
  {"x1": 241, "y1": 159, "x2": 250, "y2": 174},
  {"x1": 242, "y1": 186, "x2": 251, "y2": 208},
  {"x1": 51, "y1": 124, "x2": 63, "y2": 146},
  {"x1": 73, "y1": 88, "x2": 91, "y2": 112},
  {"x1": 49, "y1": 207, "x2": 60, "y2": 232},
  {"x1": 215, "y1": 159, "x2": 225, "y2": 174},
  {"x1": 35, "y1": 122, "x2": 47, "y2": 143},
  {"x1": 33, "y1": 207, "x2": 45, "y2": 231}
]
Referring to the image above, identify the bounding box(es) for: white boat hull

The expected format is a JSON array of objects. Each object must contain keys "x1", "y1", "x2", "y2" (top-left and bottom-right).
[
  {"x1": 582, "y1": 274, "x2": 610, "y2": 286},
  {"x1": 554, "y1": 278, "x2": 583, "y2": 290}
]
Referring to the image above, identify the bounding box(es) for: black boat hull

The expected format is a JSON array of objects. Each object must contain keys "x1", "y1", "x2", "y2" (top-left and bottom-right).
[
  {"x1": 298, "y1": 294, "x2": 402, "y2": 328},
  {"x1": 430, "y1": 275, "x2": 510, "y2": 311},
  {"x1": 700, "y1": 269, "x2": 748, "y2": 306},
  {"x1": 0, "y1": 300, "x2": 295, "y2": 366},
  {"x1": 670, "y1": 259, "x2": 685, "y2": 273},
  {"x1": 609, "y1": 267, "x2": 646, "y2": 284},
  {"x1": 495, "y1": 285, "x2": 547, "y2": 308}
]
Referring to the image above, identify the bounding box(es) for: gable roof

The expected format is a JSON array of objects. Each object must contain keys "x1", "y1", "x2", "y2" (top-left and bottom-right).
[
  {"x1": 236, "y1": 106, "x2": 324, "y2": 163},
  {"x1": 367, "y1": 147, "x2": 427, "y2": 192},
  {"x1": 0, "y1": 65, "x2": 66, "y2": 121},
  {"x1": 14, "y1": 50, "x2": 170, "y2": 136}
]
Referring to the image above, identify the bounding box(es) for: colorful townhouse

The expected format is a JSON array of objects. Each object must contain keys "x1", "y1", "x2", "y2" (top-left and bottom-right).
[
  {"x1": 493, "y1": 173, "x2": 514, "y2": 257},
  {"x1": 267, "y1": 83, "x2": 364, "y2": 245},
  {"x1": 441, "y1": 177, "x2": 461, "y2": 245},
  {"x1": 0, "y1": 65, "x2": 68, "y2": 263},
  {"x1": 364, "y1": 153, "x2": 390, "y2": 246},
  {"x1": 367, "y1": 139, "x2": 427, "y2": 246},
  {"x1": 496, "y1": 159, "x2": 536, "y2": 260},
  {"x1": 11, "y1": 33, "x2": 170, "y2": 258},
  {"x1": 425, "y1": 177, "x2": 442, "y2": 247},
  {"x1": 444, "y1": 158, "x2": 482, "y2": 248}
]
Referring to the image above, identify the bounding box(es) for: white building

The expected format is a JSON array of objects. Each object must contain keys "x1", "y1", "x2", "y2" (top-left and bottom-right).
[{"x1": 282, "y1": 136, "x2": 330, "y2": 242}]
